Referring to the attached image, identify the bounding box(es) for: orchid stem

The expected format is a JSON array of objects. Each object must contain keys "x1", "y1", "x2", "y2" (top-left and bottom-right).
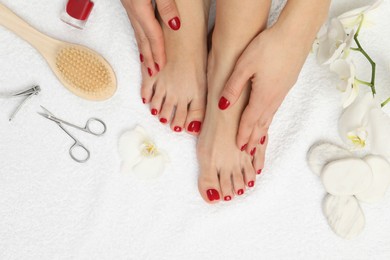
[
  {"x1": 382, "y1": 97, "x2": 390, "y2": 108},
  {"x1": 355, "y1": 78, "x2": 373, "y2": 87},
  {"x1": 351, "y1": 15, "x2": 376, "y2": 95}
]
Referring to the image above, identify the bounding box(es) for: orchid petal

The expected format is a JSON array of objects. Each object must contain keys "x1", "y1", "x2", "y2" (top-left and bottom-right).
[
  {"x1": 367, "y1": 108, "x2": 390, "y2": 160},
  {"x1": 118, "y1": 126, "x2": 148, "y2": 163},
  {"x1": 132, "y1": 154, "x2": 167, "y2": 180}
]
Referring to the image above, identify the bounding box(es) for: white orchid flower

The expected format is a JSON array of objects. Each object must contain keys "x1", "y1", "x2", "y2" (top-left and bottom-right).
[
  {"x1": 317, "y1": 19, "x2": 354, "y2": 65},
  {"x1": 338, "y1": 0, "x2": 383, "y2": 29},
  {"x1": 339, "y1": 93, "x2": 390, "y2": 159},
  {"x1": 330, "y1": 59, "x2": 359, "y2": 108},
  {"x1": 118, "y1": 125, "x2": 169, "y2": 179}
]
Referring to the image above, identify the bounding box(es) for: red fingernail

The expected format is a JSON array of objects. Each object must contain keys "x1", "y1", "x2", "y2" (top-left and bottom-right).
[
  {"x1": 248, "y1": 181, "x2": 254, "y2": 187},
  {"x1": 257, "y1": 169, "x2": 262, "y2": 175},
  {"x1": 142, "y1": 98, "x2": 146, "y2": 104},
  {"x1": 207, "y1": 189, "x2": 220, "y2": 201},
  {"x1": 237, "y1": 189, "x2": 244, "y2": 196},
  {"x1": 148, "y1": 68, "x2": 153, "y2": 77},
  {"x1": 240, "y1": 144, "x2": 248, "y2": 151},
  {"x1": 140, "y1": 53, "x2": 144, "y2": 63},
  {"x1": 250, "y1": 147, "x2": 256, "y2": 156},
  {"x1": 151, "y1": 109, "x2": 158, "y2": 115},
  {"x1": 168, "y1": 17, "x2": 181, "y2": 30},
  {"x1": 188, "y1": 121, "x2": 202, "y2": 133},
  {"x1": 218, "y1": 96, "x2": 230, "y2": 110},
  {"x1": 260, "y1": 136, "x2": 266, "y2": 145},
  {"x1": 160, "y1": 118, "x2": 167, "y2": 124},
  {"x1": 224, "y1": 196, "x2": 232, "y2": 201}
]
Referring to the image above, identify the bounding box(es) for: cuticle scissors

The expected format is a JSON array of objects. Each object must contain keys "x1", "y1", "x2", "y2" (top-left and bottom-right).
[{"x1": 38, "y1": 106, "x2": 106, "y2": 163}]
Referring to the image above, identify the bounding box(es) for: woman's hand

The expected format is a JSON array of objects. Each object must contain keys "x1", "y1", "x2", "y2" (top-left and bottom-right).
[
  {"x1": 121, "y1": 0, "x2": 181, "y2": 76},
  {"x1": 217, "y1": 0, "x2": 330, "y2": 154}
]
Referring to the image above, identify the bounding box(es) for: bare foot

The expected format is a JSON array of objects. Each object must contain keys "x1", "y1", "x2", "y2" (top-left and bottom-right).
[
  {"x1": 140, "y1": 0, "x2": 209, "y2": 135},
  {"x1": 196, "y1": 0, "x2": 271, "y2": 203}
]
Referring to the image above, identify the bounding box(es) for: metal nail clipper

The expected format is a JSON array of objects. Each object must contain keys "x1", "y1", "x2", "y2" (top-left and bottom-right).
[{"x1": 0, "y1": 85, "x2": 41, "y2": 121}]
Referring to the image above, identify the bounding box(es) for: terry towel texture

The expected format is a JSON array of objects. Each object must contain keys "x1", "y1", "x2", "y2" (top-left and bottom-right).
[{"x1": 1, "y1": 0, "x2": 390, "y2": 259}]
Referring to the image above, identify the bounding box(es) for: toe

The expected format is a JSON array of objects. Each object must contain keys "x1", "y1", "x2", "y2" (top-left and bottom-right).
[
  {"x1": 149, "y1": 82, "x2": 166, "y2": 116},
  {"x1": 243, "y1": 158, "x2": 256, "y2": 188},
  {"x1": 219, "y1": 170, "x2": 234, "y2": 202},
  {"x1": 159, "y1": 94, "x2": 177, "y2": 124},
  {"x1": 232, "y1": 167, "x2": 246, "y2": 196},
  {"x1": 140, "y1": 66, "x2": 156, "y2": 104},
  {"x1": 253, "y1": 134, "x2": 269, "y2": 175},
  {"x1": 198, "y1": 166, "x2": 222, "y2": 204},
  {"x1": 185, "y1": 97, "x2": 206, "y2": 136},
  {"x1": 170, "y1": 101, "x2": 187, "y2": 133}
]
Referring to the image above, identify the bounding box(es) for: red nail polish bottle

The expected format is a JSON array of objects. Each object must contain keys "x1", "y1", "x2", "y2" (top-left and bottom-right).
[{"x1": 61, "y1": 0, "x2": 95, "y2": 29}]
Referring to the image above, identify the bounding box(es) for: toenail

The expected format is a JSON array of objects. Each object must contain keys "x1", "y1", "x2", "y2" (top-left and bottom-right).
[
  {"x1": 248, "y1": 181, "x2": 255, "y2": 187},
  {"x1": 257, "y1": 169, "x2": 262, "y2": 175},
  {"x1": 207, "y1": 189, "x2": 220, "y2": 201},
  {"x1": 260, "y1": 136, "x2": 266, "y2": 145},
  {"x1": 160, "y1": 118, "x2": 167, "y2": 124},
  {"x1": 140, "y1": 53, "x2": 144, "y2": 63},
  {"x1": 237, "y1": 189, "x2": 244, "y2": 196},
  {"x1": 240, "y1": 144, "x2": 248, "y2": 151},
  {"x1": 174, "y1": 126, "x2": 182, "y2": 132},
  {"x1": 250, "y1": 147, "x2": 256, "y2": 156},
  {"x1": 168, "y1": 17, "x2": 181, "y2": 30},
  {"x1": 148, "y1": 68, "x2": 153, "y2": 77},
  {"x1": 151, "y1": 109, "x2": 158, "y2": 115},
  {"x1": 218, "y1": 96, "x2": 230, "y2": 110},
  {"x1": 155, "y1": 63, "x2": 160, "y2": 72},
  {"x1": 142, "y1": 98, "x2": 146, "y2": 104},
  {"x1": 224, "y1": 196, "x2": 232, "y2": 201},
  {"x1": 188, "y1": 121, "x2": 201, "y2": 133}
]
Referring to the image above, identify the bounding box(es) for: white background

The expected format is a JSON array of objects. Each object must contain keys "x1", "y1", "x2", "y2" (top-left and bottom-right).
[{"x1": 1, "y1": 0, "x2": 390, "y2": 259}]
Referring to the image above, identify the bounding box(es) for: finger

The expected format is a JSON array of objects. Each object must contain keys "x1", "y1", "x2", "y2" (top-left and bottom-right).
[
  {"x1": 136, "y1": 3, "x2": 167, "y2": 70},
  {"x1": 218, "y1": 58, "x2": 254, "y2": 111},
  {"x1": 236, "y1": 88, "x2": 264, "y2": 150},
  {"x1": 131, "y1": 19, "x2": 156, "y2": 77},
  {"x1": 156, "y1": 0, "x2": 181, "y2": 31}
]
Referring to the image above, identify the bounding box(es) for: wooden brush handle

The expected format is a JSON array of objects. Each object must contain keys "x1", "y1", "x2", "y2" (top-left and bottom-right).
[{"x1": 0, "y1": 3, "x2": 57, "y2": 54}]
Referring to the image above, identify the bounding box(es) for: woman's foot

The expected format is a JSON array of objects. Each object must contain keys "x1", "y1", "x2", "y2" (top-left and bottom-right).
[
  {"x1": 140, "y1": 0, "x2": 209, "y2": 135},
  {"x1": 196, "y1": 0, "x2": 271, "y2": 203}
]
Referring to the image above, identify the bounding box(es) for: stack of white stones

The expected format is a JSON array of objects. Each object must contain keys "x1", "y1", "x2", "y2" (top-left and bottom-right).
[{"x1": 308, "y1": 143, "x2": 390, "y2": 239}]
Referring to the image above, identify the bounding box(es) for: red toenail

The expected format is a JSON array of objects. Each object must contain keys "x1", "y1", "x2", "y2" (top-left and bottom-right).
[
  {"x1": 237, "y1": 189, "x2": 244, "y2": 195},
  {"x1": 218, "y1": 96, "x2": 230, "y2": 110},
  {"x1": 160, "y1": 118, "x2": 167, "y2": 124},
  {"x1": 257, "y1": 169, "x2": 262, "y2": 175},
  {"x1": 140, "y1": 53, "x2": 144, "y2": 63},
  {"x1": 142, "y1": 98, "x2": 146, "y2": 104},
  {"x1": 224, "y1": 196, "x2": 232, "y2": 201},
  {"x1": 151, "y1": 109, "x2": 158, "y2": 115},
  {"x1": 260, "y1": 136, "x2": 266, "y2": 145},
  {"x1": 250, "y1": 147, "x2": 256, "y2": 156},
  {"x1": 207, "y1": 189, "x2": 220, "y2": 201},
  {"x1": 155, "y1": 63, "x2": 160, "y2": 72},
  {"x1": 248, "y1": 181, "x2": 254, "y2": 187},
  {"x1": 174, "y1": 126, "x2": 182, "y2": 132},
  {"x1": 188, "y1": 121, "x2": 201, "y2": 133},
  {"x1": 168, "y1": 17, "x2": 181, "y2": 30},
  {"x1": 148, "y1": 68, "x2": 153, "y2": 77},
  {"x1": 240, "y1": 144, "x2": 248, "y2": 151}
]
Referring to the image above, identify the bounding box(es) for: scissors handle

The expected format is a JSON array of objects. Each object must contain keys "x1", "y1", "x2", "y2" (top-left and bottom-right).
[
  {"x1": 69, "y1": 142, "x2": 90, "y2": 163},
  {"x1": 84, "y1": 118, "x2": 107, "y2": 136}
]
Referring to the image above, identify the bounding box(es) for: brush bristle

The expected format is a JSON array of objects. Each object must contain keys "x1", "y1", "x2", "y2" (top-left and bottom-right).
[{"x1": 56, "y1": 47, "x2": 114, "y2": 97}]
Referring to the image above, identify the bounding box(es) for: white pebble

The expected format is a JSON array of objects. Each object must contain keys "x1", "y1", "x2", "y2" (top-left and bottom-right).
[
  {"x1": 321, "y1": 158, "x2": 372, "y2": 195},
  {"x1": 323, "y1": 194, "x2": 365, "y2": 239},
  {"x1": 307, "y1": 142, "x2": 352, "y2": 176},
  {"x1": 356, "y1": 155, "x2": 390, "y2": 203}
]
